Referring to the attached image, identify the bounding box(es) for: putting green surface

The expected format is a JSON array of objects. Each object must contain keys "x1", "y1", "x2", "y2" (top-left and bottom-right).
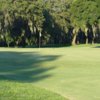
[{"x1": 0, "y1": 44, "x2": 100, "y2": 100}]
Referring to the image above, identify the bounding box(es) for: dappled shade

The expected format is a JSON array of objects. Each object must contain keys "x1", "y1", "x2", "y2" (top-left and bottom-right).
[{"x1": 0, "y1": 51, "x2": 61, "y2": 82}]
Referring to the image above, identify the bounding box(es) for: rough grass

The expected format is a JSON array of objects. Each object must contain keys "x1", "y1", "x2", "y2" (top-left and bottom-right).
[
  {"x1": 0, "y1": 44, "x2": 100, "y2": 100},
  {"x1": 0, "y1": 81, "x2": 67, "y2": 100}
]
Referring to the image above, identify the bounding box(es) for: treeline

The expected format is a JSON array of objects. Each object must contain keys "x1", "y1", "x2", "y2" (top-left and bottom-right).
[{"x1": 0, "y1": 0, "x2": 100, "y2": 47}]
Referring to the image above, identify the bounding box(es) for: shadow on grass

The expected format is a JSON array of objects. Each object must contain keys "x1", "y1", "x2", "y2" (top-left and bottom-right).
[
  {"x1": 94, "y1": 46, "x2": 100, "y2": 48},
  {"x1": 0, "y1": 51, "x2": 60, "y2": 83}
]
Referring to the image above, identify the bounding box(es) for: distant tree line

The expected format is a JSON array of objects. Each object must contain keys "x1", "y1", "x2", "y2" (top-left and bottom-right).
[{"x1": 0, "y1": 0, "x2": 100, "y2": 47}]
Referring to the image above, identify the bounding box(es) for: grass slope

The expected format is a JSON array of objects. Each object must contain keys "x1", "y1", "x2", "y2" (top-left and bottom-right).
[
  {"x1": 0, "y1": 44, "x2": 100, "y2": 100},
  {"x1": 0, "y1": 81, "x2": 67, "y2": 100}
]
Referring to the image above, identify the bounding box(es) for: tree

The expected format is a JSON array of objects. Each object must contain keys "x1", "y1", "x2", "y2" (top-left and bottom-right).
[{"x1": 70, "y1": 0, "x2": 100, "y2": 44}]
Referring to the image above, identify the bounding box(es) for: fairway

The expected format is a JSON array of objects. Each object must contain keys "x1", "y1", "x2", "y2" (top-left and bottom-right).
[{"x1": 0, "y1": 45, "x2": 100, "y2": 100}]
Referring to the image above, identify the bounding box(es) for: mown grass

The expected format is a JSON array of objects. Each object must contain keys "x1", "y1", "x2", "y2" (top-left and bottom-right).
[
  {"x1": 0, "y1": 44, "x2": 100, "y2": 100},
  {"x1": 0, "y1": 81, "x2": 67, "y2": 100}
]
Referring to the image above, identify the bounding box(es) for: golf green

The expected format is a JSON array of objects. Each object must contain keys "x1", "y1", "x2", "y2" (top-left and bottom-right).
[{"x1": 0, "y1": 44, "x2": 100, "y2": 100}]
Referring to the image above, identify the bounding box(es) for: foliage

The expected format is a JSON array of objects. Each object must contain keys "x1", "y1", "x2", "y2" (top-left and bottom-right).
[{"x1": 0, "y1": 0, "x2": 100, "y2": 47}]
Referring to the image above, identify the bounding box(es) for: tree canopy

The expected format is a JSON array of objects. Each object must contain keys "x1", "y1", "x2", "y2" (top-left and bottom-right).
[{"x1": 0, "y1": 0, "x2": 100, "y2": 47}]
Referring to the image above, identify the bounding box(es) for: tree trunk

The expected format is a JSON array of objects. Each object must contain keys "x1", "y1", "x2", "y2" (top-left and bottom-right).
[
  {"x1": 72, "y1": 34, "x2": 77, "y2": 45},
  {"x1": 86, "y1": 37, "x2": 88, "y2": 44}
]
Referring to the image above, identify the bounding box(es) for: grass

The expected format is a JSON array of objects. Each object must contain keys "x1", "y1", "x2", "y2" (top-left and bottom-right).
[
  {"x1": 0, "y1": 44, "x2": 100, "y2": 100},
  {"x1": 0, "y1": 81, "x2": 67, "y2": 100}
]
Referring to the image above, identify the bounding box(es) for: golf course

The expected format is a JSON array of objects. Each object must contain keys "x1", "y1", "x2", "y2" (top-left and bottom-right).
[{"x1": 0, "y1": 44, "x2": 100, "y2": 100}]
